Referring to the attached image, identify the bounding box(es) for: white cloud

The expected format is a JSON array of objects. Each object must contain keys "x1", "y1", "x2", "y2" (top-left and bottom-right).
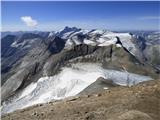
[
  {"x1": 21, "y1": 16, "x2": 38, "y2": 27},
  {"x1": 138, "y1": 16, "x2": 160, "y2": 20}
]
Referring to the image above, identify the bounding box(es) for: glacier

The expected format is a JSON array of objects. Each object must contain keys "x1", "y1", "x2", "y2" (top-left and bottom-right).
[
  {"x1": 2, "y1": 63, "x2": 152, "y2": 115},
  {"x1": 62, "y1": 29, "x2": 140, "y2": 57}
]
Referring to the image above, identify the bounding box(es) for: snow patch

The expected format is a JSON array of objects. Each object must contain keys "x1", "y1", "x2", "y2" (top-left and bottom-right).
[
  {"x1": 11, "y1": 41, "x2": 26, "y2": 48},
  {"x1": 90, "y1": 29, "x2": 105, "y2": 34},
  {"x1": 48, "y1": 32, "x2": 55, "y2": 37},
  {"x1": 18, "y1": 83, "x2": 37, "y2": 100},
  {"x1": 98, "y1": 37, "x2": 117, "y2": 46},
  {"x1": 103, "y1": 87, "x2": 108, "y2": 90},
  {"x1": 103, "y1": 33, "x2": 137, "y2": 54},
  {"x1": 116, "y1": 44, "x2": 122, "y2": 47},
  {"x1": 83, "y1": 39, "x2": 96, "y2": 45}
]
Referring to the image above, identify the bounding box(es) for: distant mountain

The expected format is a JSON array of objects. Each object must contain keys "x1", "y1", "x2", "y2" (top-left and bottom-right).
[
  {"x1": 125, "y1": 31, "x2": 160, "y2": 44},
  {"x1": 127, "y1": 31, "x2": 160, "y2": 68},
  {"x1": 1, "y1": 31, "x2": 51, "y2": 38},
  {"x1": 1, "y1": 27, "x2": 159, "y2": 115}
]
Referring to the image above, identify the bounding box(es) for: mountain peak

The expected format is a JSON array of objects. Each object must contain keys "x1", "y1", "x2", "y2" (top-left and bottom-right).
[{"x1": 63, "y1": 26, "x2": 81, "y2": 32}]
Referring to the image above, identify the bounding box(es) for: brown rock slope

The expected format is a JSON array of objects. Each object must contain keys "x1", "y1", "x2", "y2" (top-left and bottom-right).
[{"x1": 2, "y1": 80, "x2": 160, "y2": 120}]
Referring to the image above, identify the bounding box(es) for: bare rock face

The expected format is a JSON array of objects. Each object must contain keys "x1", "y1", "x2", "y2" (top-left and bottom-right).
[
  {"x1": 79, "y1": 77, "x2": 118, "y2": 95},
  {"x1": 144, "y1": 44, "x2": 160, "y2": 67},
  {"x1": 44, "y1": 44, "x2": 99, "y2": 76}
]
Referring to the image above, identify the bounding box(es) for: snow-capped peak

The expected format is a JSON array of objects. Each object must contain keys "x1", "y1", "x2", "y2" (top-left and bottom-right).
[
  {"x1": 48, "y1": 31, "x2": 55, "y2": 37},
  {"x1": 56, "y1": 26, "x2": 81, "y2": 39},
  {"x1": 89, "y1": 29, "x2": 106, "y2": 35},
  {"x1": 59, "y1": 26, "x2": 81, "y2": 34},
  {"x1": 62, "y1": 29, "x2": 143, "y2": 60}
]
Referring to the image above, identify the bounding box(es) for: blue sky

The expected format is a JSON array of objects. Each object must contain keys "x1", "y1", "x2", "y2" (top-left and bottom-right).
[{"x1": 2, "y1": 1, "x2": 160, "y2": 31}]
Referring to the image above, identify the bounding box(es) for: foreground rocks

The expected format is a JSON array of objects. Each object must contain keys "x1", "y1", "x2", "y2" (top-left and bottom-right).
[{"x1": 2, "y1": 79, "x2": 160, "y2": 120}]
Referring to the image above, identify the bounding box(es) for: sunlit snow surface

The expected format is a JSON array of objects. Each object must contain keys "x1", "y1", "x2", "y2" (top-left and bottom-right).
[
  {"x1": 2, "y1": 63, "x2": 152, "y2": 114},
  {"x1": 64, "y1": 30, "x2": 138, "y2": 56}
]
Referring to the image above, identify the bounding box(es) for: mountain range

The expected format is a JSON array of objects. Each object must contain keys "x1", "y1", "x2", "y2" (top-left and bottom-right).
[{"x1": 1, "y1": 27, "x2": 160, "y2": 115}]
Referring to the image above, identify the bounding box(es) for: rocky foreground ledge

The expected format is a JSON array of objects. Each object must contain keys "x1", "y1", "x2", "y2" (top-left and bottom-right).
[{"x1": 2, "y1": 79, "x2": 160, "y2": 120}]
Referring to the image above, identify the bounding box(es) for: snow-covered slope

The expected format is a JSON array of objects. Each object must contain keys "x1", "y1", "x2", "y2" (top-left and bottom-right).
[
  {"x1": 2, "y1": 63, "x2": 152, "y2": 114},
  {"x1": 60, "y1": 28, "x2": 141, "y2": 58}
]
